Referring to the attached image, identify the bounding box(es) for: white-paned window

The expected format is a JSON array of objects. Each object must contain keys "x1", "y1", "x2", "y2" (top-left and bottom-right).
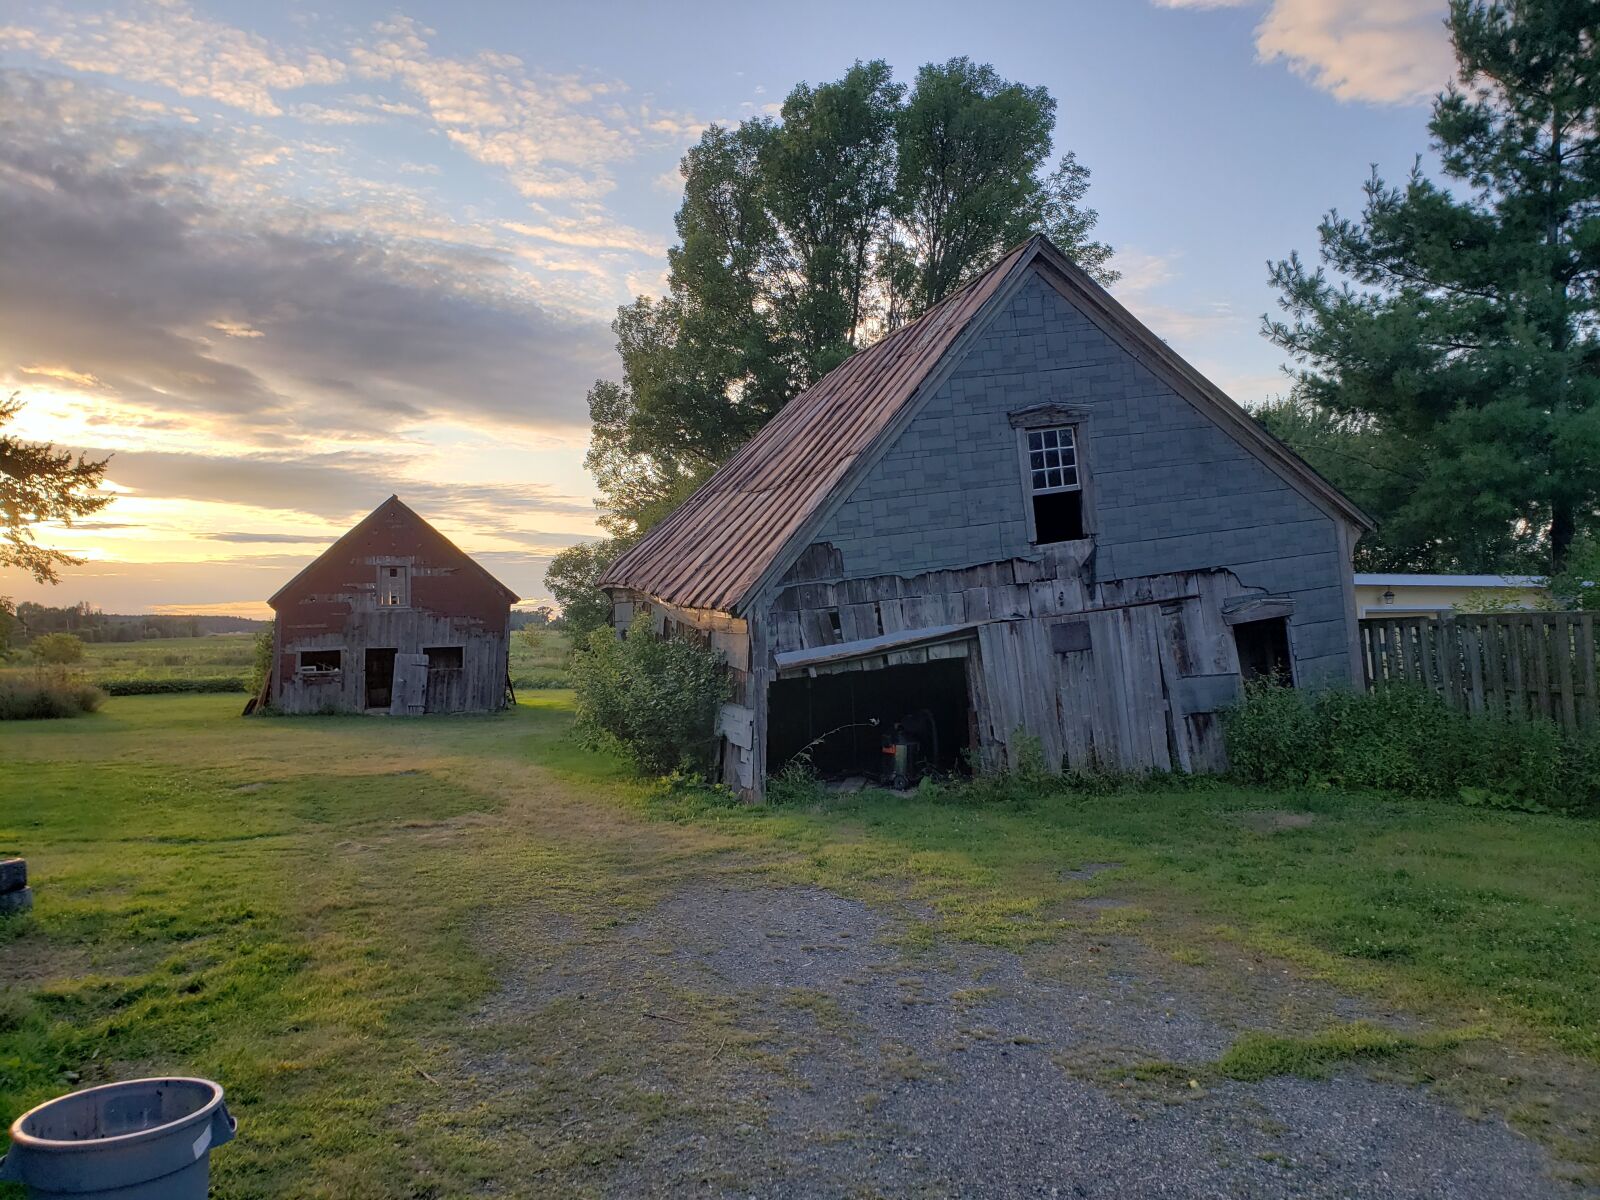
[
  {"x1": 1021, "y1": 424, "x2": 1087, "y2": 543},
  {"x1": 1027, "y1": 426, "x2": 1080, "y2": 495}
]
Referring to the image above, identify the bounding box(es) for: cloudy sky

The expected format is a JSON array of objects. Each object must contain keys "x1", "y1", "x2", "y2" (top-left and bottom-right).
[{"x1": 0, "y1": 0, "x2": 1455, "y2": 616}]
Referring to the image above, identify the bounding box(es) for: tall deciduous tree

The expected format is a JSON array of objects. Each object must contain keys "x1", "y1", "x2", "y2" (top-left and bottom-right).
[
  {"x1": 1266, "y1": 0, "x2": 1600, "y2": 572},
  {"x1": 0, "y1": 394, "x2": 111, "y2": 584},
  {"x1": 584, "y1": 58, "x2": 1116, "y2": 538},
  {"x1": 889, "y1": 59, "x2": 1114, "y2": 319}
]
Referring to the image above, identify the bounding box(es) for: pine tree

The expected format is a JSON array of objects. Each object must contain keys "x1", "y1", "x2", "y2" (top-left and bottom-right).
[{"x1": 1267, "y1": 0, "x2": 1600, "y2": 572}]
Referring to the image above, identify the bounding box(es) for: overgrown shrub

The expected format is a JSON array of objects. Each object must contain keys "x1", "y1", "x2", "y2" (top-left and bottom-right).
[
  {"x1": 28, "y1": 632, "x2": 85, "y2": 665},
  {"x1": 247, "y1": 628, "x2": 274, "y2": 696},
  {"x1": 100, "y1": 677, "x2": 248, "y2": 695},
  {"x1": 570, "y1": 613, "x2": 729, "y2": 776},
  {"x1": 1224, "y1": 681, "x2": 1600, "y2": 814},
  {"x1": 0, "y1": 672, "x2": 106, "y2": 719}
]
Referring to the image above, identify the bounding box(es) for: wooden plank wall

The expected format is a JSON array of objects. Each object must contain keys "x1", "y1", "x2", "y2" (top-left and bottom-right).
[
  {"x1": 1358, "y1": 613, "x2": 1599, "y2": 731},
  {"x1": 768, "y1": 547, "x2": 1251, "y2": 776}
]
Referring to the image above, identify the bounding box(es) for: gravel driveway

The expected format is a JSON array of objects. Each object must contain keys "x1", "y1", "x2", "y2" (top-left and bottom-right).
[{"x1": 453, "y1": 882, "x2": 1594, "y2": 1199}]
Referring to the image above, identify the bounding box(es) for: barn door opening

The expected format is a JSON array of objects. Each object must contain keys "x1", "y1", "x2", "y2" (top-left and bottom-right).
[
  {"x1": 766, "y1": 657, "x2": 972, "y2": 786},
  {"x1": 364, "y1": 648, "x2": 397, "y2": 709}
]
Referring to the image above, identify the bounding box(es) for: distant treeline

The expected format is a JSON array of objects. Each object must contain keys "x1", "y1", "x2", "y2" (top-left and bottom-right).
[
  {"x1": 15, "y1": 602, "x2": 268, "y2": 642},
  {"x1": 509, "y1": 606, "x2": 557, "y2": 632}
]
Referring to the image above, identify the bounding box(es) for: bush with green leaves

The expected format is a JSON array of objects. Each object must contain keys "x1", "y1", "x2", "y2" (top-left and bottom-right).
[
  {"x1": 0, "y1": 671, "x2": 105, "y2": 719},
  {"x1": 1224, "y1": 681, "x2": 1600, "y2": 814},
  {"x1": 570, "y1": 613, "x2": 729, "y2": 777},
  {"x1": 247, "y1": 627, "x2": 274, "y2": 696},
  {"x1": 28, "y1": 631, "x2": 85, "y2": 665}
]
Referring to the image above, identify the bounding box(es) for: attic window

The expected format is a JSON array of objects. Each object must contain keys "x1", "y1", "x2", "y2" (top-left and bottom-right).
[
  {"x1": 377, "y1": 564, "x2": 410, "y2": 607},
  {"x1": 299, "y1": 649, "x2": 341, "y2": 673},
  {"x1": 1022, "y1": 424, "x2": 1087, "y2": 543}
]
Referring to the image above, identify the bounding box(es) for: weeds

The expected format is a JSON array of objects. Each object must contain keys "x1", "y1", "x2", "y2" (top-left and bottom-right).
[
  {"x1": 1225, "y1": 682, "x2": 1600, "y2": 814},
  {"x1": 0, "y1": 671, "x2": 105, "y2": 720}
]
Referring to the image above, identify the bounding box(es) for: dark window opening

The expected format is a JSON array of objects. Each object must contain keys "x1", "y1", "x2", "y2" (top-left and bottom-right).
[
  {"x1": 425, "y1": 645, "x2": 463, "y2": 670},
  {"x1": 828, "y1": 610, "x2": 843, "y2": 638},
  {"x1": 1032, "y1": 489, "x2": 1086, "y2": 544},
  {"x1": 365, "y1": 647, "x2": 397, "y2": 708},
  {"x1": 1234, "y1": 617, "x2": 1293, "y2": 684},
  {"x1": 299, "y1": 649, "x2": 341, "y2": 672},
  {"x1": 766, "y1": 658, "x2": 972, "y2": 787}
]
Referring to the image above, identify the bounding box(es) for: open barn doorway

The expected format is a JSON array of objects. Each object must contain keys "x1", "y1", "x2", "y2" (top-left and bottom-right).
[
  {"x1": 364, "y1": 648, "x2": 396, "y2": 709},
  {"x1": 766, "y1": 657, "x2": 973, "y2": 787}
]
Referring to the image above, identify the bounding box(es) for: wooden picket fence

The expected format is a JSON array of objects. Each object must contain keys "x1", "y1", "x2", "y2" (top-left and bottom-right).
[{"x1": 1358, "y1": 613, "x2": 1600, "y2": 732}]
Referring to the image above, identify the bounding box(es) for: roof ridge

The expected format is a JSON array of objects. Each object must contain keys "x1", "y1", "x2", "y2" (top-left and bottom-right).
[{"x1": 599, "y1": 239, "x2": 1034, "y2": 611}]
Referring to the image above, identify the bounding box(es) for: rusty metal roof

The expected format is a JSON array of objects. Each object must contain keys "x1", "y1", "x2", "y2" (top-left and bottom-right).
[
  {"x1": 269, "y1": 495, "x2": 519, "y2": 609},
  {"x1": 598, "y1": 240, "x2": 1033, "y2": 615}
]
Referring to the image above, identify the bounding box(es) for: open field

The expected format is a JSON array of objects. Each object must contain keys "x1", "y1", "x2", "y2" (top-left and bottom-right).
[
  {"x1": 1, "y1": 695, "x2": 1597, "y2": 1196},
  {"x1": 59, "y1": 629, "x2": 573, "y2": 691},
  {"x1": 77, "y1": 634, "x2": 258, "y2": 685}
]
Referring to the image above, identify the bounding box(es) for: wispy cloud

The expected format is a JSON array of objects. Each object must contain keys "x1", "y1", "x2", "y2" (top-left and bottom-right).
[
  {"x1": 0, "y1": 71, "x2": 617, "y2": 445},
  {"x1": 1151, "y1": 0, "x2": 1451, "y2": 105},
  {"x1": 1256, "y1": 0, "x2": 1450, "y2": 105},
  {"x1": 0, "y1": 0, "x2": 343, "y2": 116}
]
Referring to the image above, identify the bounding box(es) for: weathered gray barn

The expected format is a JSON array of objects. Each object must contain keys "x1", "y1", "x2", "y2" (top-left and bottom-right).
[
  {"x1": 600, "y1": 235, "x2": 1372, "y2": 799},
  {"x1": 261, "y1": 496, "x2": 517, "y2": 715}
]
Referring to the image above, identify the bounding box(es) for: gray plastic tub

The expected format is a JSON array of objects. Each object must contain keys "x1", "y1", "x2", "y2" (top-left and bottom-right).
[{"x1": 0, "y1": 1077, "x2": 235, "y2": 1198}]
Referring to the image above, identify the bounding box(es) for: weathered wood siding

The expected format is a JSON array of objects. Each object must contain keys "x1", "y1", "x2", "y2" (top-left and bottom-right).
[
  {"x1": 755, "y1": 546, "x2": 1254, "y2": 779},
  {"x1": 274, "y1": 610, "x2": 509, "y2": 715},
  {"x1": 268, "y1": 498, "x2": 515, "y2": 716},
  {"x1": 806, "y1": 269, "x2": 1359, "y2": 688}
]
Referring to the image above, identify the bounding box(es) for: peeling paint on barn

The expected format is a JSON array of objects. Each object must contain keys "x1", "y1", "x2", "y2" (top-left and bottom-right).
[{"x1": 256, "y1": 496, "x2": 518, "y2": 716}]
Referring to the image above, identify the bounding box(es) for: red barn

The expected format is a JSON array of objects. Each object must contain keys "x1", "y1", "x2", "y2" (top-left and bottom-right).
[{"x1": 261, "y1": 496, "x2": 518, "y2": 715}]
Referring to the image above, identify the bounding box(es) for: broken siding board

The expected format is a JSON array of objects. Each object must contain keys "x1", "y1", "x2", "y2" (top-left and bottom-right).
[
  {"x1": 800, "y1": 608, "x2": 839, "y2": 650},
  {"x1": 840, "y1": 603, "x2": 879, "y2": 642},
  {"x1": 1153, "y1": 608, "x2": 1194, "y2": 774},
  {"x1": 878, "y1": 598, "x2": 908, "y2": 634},
  {"x1": 770, "y1": 611, "x2": 803, "y2": 655},
  {"x1": 1054, "y1": 637, "x2": 1097, "y2": 771},
  {"x1": 1017, "y1": 620, "x2": 1066, "y2": 770},
  {"x1": 1120, "y1": 607, "x2": 1171, "y2": 772}
]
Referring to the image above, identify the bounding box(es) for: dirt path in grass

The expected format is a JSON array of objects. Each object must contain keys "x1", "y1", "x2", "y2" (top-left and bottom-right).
[{"x1": 445, "y1": 874, "x2": 1595, "y2": 1199}]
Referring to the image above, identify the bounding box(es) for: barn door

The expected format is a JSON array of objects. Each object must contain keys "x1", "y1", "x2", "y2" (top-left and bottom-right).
[{"x1": 390, "y1": 653, "x2": 429, "y2": 716}]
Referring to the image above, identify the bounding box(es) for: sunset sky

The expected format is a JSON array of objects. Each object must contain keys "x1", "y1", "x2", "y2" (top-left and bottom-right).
[{"x1": 0, "y1": 0, "x2": 1455, "y2": 617}]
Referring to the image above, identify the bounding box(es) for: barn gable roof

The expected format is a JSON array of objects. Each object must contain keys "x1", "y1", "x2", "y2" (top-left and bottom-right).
[
  {"x1": 600, "y1": 234, "x2": 1371, "y2": 616},
  {"x1": 267, "y1": 495, "x2": 519, "y2": 610}
]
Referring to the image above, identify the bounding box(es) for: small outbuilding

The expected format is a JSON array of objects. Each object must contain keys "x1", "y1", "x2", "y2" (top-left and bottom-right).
[
  {"x1": 600, "y1": 234, "x2": 1373, "y2": 800},
  {"x1": 259, "y1": 496, "x2": 518, "y2": 715}
]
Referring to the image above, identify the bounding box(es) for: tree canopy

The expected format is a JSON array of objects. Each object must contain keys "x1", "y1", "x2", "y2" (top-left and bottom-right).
[
  {"x1": 1, "y1": 394, "x2": 111, "y2": 584},
  {"x1": 1266, "y1": 0, "x2": 1600, "y2": 573},
  {"x1": 585, "y1": 57, "x2": 1116, "y2": 539}
]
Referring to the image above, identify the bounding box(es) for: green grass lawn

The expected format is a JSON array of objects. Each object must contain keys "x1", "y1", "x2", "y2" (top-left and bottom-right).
[{"x1": 1, "y1": 694, "x2": 1596, "y2": 1195}]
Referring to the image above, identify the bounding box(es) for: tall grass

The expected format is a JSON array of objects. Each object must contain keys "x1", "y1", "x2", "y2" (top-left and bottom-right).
[{"x1": 0, "y1": 671, "x2": 106, "y2": 720}]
